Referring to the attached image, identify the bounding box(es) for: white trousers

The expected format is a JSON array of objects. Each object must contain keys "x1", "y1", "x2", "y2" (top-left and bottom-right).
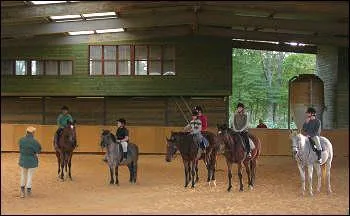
[
  {"x1": 311, "y1": 136, "x2": 322, "y2": 151},
  {"x1": 20, "y1": 167, "x2": 36, "y2": 188},
  {"x1": 121, "y1": 141, "x2": 128, "y2": 152}
]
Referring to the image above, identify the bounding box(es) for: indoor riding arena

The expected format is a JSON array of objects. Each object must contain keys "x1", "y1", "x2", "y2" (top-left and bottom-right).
[{"x1": 1, "y1": 1, "x2": 349, "y2": 215}]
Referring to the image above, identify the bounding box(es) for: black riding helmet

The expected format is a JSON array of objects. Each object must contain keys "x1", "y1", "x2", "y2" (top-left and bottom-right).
[
  {"x1": 61, "y1": 105, "x2": 69, "y2": 111},
  {"x1": 117, "y1": 118, "x2": 126, "y2": 125},
  {"x1": 194, "y1": 105, "x2": 203, "y2": 112},
  {"x1": 306, "y1": 107, "x2": 316, "y2": 115},
  {"x1": 237, "y1": 102, "x2": 245, "y2": 109}
]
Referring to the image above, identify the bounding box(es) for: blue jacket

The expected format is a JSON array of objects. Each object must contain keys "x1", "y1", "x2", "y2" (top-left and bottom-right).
[{"x1": 18, "y1": 134, "x2": 42, "y2": 168}]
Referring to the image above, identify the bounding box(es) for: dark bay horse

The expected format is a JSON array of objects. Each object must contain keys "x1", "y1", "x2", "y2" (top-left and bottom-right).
[
  {"x1": 216, "y1": 124, "x2": 261, "y2": 192},
  {"x1": 100, "y1": 130, "x2": 139, "y2": 185},
  {"x1": 55, "y1": 121, "x2": 77, "y2": 181},
  {"x1": 165, "y1": 131, "x2": 220, "y2": 188}
]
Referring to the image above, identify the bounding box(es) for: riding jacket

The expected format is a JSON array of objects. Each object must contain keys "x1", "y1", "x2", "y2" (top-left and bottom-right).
[
  {"x1": 231, "y1": 111, "x2": 249, "y2": 132},
  {"x1": 57, "y1": 113, "x2": 74, "y2": 128},
  {"x1": 116, "y1": 127, "x2": 129, "y2": 141},
  {"x1": 302, "y1": 118, "x2": 321, "y2": 137},
  {"x1": 198, "y1": 114, "x2": 208, "y2": 132}
]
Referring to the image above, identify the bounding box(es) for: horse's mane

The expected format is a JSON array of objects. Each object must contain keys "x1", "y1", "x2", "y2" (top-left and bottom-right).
[{"x1": 102, "y1": 130, "x2": 117, "y2": 143}]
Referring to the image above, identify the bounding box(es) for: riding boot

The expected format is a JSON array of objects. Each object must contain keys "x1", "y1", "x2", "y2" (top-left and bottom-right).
[
  {"x1": 26, "y1": 188, "x2": 32, "y2": 197},
  {"x1": 316, "y1": 150, "x2": 322, "y2": 163},
  {"x1": 20, "y1": 186, "x2": 25, "y2": 198},
  {"x1": 121, "y1": 152, "x2": 127, "y2": 162}
]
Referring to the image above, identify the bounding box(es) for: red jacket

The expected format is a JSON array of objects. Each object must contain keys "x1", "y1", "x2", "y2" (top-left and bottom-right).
[{"x1": 198, "y1": 115, "x2": 208, "y2": 131}]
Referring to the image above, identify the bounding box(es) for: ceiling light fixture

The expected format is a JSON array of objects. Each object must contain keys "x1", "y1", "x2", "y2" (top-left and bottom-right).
[
  {"x1": 82, "y1": 12, "x2": 117, "y2": 18},
  {"x1": 95, "y1": 28, "x2": 124, "y2": 33},
  {"x1": 68, "y1": 30, "x2": 95, "y2": 35},
  {"x1": 31, "y1": 1, "x2": 67, "y2": 5},
  {"x1": 50, "y1": 14, "x2": 82, "y2": 20}
]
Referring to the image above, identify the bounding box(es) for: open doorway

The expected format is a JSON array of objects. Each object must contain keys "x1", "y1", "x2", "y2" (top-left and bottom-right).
[{"x1": 231, "y1": 48, "x2": 316, "y2": 129}]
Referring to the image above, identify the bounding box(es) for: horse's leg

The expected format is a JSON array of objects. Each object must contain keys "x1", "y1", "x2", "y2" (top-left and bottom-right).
[
  {"x1": 326, "y1": 160, "x2": 332, "y2": 194},
  {"x1": 210, "y1": 152, "x2": 217, "y2": 186},
  {"x1": 183, "y1": 161, "x2": 189, "y2": 188},
  {"x1": 250, "y1": 159, "x2": 257, "y2": 187},
  {"x1": 243, "y1": 160, "x2": 252, "y2": 190},
  {"x1": 195, "y1": 160, "x2": 199, "y2": 183},
  {"x1": 68, "y1": 151, "x2": 73, "y2": 180},
  {"x1": 191, "y1": 160, "x2": 196, "y2": 188},
  {"x1": 297, "y1": 163, "x2": 306, "y2": 196},
  {"x1": 109, "y1": 166, "x2": 114, "y2": 184},
  {"x1": 314, "y1": 164, "x2": 322, "y2": 193},
  {"x1": 127, "y1": 162, "x2": 133, "y2": 183},
  {"x1": 238, "y1": 163, "x2": 244, "y2": 192},
  {"x1": 307, "y1": 164, "x2": 314, "y2": 196},
  {"x1": 133, "y1": 161, "x2": 138, "y2": 183},
  {"x1": 115, "y1": 165, "x2": 119, "y2": 185},
  {"x1": 226, "y1": 160, "x2": 233, "y2": 192},
  {"x1": 60, "y1": 152, "x2": 65, "y2": 181},
  {"x1": 56, "y1": 151, "x2": 61, "y2": 176}
]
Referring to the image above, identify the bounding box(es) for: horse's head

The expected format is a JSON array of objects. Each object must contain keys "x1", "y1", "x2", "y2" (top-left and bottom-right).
[
  {"x1": 289, "y1": 129, "x2": 302, "y2": 159},
  {"x1": 216, "y1": 123, "x2": 230, "y2": 144},
  {"x1": 62, "y1": 122, "x2": 75, "y2": 145},
  {"x1": 101, "y1": 129, "x2": 116, "y2": 148},
  {"x1": 165, "y1": 132, "x2": 178, "y2": 162}
]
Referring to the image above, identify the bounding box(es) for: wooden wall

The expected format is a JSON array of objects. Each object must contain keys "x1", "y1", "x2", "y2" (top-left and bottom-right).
[
  {"x1": 1, "y1": 124, "x2": 348, "y2": 157},
  {"x1": 1, "y1": 96, "x2": 227, "y2": 127},
  {"x1": 1, "y1": 36, "x2": 232, "y2": 97}
]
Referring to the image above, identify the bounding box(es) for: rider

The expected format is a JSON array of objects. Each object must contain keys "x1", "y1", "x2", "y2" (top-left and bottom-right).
[
  {"x1": 194, "y1": 105, "x2": 208, "y2": 132},
  {"x1": 231, "y1": 102, "x2": 251, "y2": 158},
  {"x1": 54, "y1": 106, "x2": 75, "y2": 150},
  {"x1": 116, "y1": 118, "x2": 129, "y2": 162},
  {"x1": 184, "y1": 110, "x2": 209, "y2": 152},
  {"x1": 302, "y1": 107, "x2": 322, "y2": 164}
]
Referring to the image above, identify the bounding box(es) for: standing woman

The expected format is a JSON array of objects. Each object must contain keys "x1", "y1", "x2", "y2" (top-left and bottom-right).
[{"x1": 18, "y1": 126, "x2": 42, "y2": 198}]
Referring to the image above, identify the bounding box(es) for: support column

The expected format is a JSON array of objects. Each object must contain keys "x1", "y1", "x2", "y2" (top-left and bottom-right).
[{"x1": 316, "y1": 46, "x2": 338, "y2": 129}]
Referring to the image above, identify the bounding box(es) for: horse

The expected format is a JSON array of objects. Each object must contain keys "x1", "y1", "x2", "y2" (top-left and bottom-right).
[
  {"x1": 216, "y1": 124, "x2": 261, "y2": 192},
  {"x1": 100, "y1": 129, "x2": 139, "y2": 185},
  {"x1": 289, "y1": 130, "x2": 333, "y2": 196},
  {"x1": 55, "y1": 120, "x2": 77, "y2": 181}
]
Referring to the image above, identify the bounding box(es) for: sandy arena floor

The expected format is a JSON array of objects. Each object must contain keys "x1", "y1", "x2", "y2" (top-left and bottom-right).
[{"x1": 1, "y1": 153, "x2": 349, "y2": 215}]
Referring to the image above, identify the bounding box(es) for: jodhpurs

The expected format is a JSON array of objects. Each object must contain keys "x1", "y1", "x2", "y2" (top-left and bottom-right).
[
  {"x1": 240, "y1": 131, "x2": 250, "y2": 152},
  {"x1": 310, "y1": 136, "x2": 322, "y2": 151},
  {"x1": 20, "y1": 167, "x2": 36, "y2": 189},
  {"x1": 120, "y1": 141, "x2": 128, "y2": 153}
]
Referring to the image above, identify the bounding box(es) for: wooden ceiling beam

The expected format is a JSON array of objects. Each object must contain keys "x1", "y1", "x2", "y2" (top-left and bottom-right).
[
  {"x1": 197, "y1": 11, "x2": 348, "y2": 36},
  {"x1": 1, "y1": 12, "x2": 194, "y2": 37},
  {"x1": 197, "y1": 26, "x2": 348, "y2": 47},
  {"x1": 1, "y1": 26, "x2": 193, "y2": 47},
  {"x1": 202, "y1": 1, "x2": 349, "y2": 17}
]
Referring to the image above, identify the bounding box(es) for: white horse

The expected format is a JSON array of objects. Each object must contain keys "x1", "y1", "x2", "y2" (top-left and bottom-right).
[{"x1": 289, "y1": 130, "x2": 333, "y2": 196}]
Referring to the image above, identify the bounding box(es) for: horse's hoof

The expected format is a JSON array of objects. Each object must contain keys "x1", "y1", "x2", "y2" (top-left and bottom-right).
[
  {"x1": 109, "y1": 181, "x2": 114, "y2": 185},
  {"x1": 239, "y1": 188, "x2": 244, "y2": 192},
  {"x1": 309, "y1": 192, "x2": 314, "y2": 196},
  {"x1": 208, "y1": 181, "x2": 211, "y2": 186},
  {"x1": 60, "y1": 178, "x2": 64, "y2": 182},
  {"x1": 327, "y1": 189, "x2": 333, "y2": 195},
  {"x1": 213, "y1": 180, "x2": 217, "y2": 187},
  {"x1": 227, "y1": 186, "x2": 232, "y2": 192},
  {"x1": 249, "y1": 185, "x2": 253, "y2": 190}
]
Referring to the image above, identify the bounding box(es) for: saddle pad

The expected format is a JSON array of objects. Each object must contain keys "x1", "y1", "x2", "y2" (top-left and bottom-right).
[{"x1": 249, "y1": 138, "x2": 255, "y2": 150}]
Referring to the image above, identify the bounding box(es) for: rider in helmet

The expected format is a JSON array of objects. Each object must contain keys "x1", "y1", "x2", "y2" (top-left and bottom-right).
[
  {"x1": 194, "y1": 105, "x2": 208, "y2": 132},
  {"x1": 302, "y1": 107, "x2": 322, "y2": 164},
  {"x1": 184, "y1": 110, "x2": 209, "y2": 152},
  {"x1": 230, "y1": 102, "x2": 251, "y2": 158},
  {"x1": 116, "y1": 118, "x2": 129, "y2": 162},
  {"x1": 54, "y1": 106, "x2": 75, "y2": 150}
]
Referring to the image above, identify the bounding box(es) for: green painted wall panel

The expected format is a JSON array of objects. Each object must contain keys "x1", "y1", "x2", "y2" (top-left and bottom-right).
[{"x1": 1, "y1": 36, "x2": 232, "y2": 96}]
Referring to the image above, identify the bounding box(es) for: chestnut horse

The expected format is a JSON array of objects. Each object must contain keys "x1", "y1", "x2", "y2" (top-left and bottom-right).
[
  {"x1": 216, "y1": 124, "x2": 261, "y2": 192},
  {"x1": 55, "y1": 121, "x2": 77, "y2": 181}
]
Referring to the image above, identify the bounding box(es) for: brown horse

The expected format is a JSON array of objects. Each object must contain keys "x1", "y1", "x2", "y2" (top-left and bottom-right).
[
  {"x1": 55, "y1": 121, "x2": 77, "y2": 181},
  {"x1": 165, "y1": 131, "x2": 220, "y2": 187},
  {"x1": 216, "y1": 124, "x2": 261, "y2": 192}
]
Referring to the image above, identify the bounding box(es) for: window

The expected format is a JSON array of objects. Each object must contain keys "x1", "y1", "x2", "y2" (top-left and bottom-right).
[
  {"x1": 15, "y1": 60, "x2": 26, "y2": 75},
  {"x1": 31, "y1": 60, "x2": 44, "y2": 75},
  {"x1": 1, "y1": 59, "x2": 73, "y2": 76},
  {"x1": 88, "y1": 44, "x2": 175, "y2": 76}
]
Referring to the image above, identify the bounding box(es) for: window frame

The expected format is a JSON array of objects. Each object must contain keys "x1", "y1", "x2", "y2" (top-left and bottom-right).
[{"x1": 88, "y1": 44, "x2": 175, "y2": 76}]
